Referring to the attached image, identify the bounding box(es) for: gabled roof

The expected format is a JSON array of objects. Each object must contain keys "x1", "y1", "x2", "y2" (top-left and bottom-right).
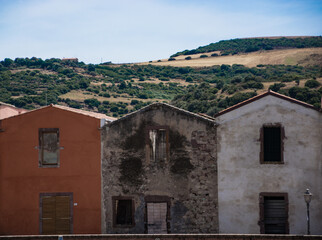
[
  {"x1": 1, "y1": 104, "x2": 116, "y2": 122},
  {"x1": 52, "y1": 104, "x2": 116, "y2": 121},
  {"x1": 107, "y1": 102, "x2": 215, "y2": 127},
  {"x1": 214, "y1": 90, "x2": 321, "y2": 117}
]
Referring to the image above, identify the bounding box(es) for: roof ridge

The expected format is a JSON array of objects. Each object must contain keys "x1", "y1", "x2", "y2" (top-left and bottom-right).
[
  {"x1": 2, "y1": 104, "x2": 116, "y2": 121},
  {"x1": 106, "y1": 102, "x2": 215, "y2": 127},
  {"x1": 52, "y1": 104, "x2": 116, "y2": 121},
  {"x1": 214, "y1": 90, "x2": 320, "y2": 117}
]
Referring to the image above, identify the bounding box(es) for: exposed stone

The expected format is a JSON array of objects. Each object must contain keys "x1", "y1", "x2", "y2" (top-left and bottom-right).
[{"x1": 101, "y1": 103, "x2": 218, "y2": 233}]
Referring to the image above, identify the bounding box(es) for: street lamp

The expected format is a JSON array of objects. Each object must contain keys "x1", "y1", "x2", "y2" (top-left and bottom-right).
[{"x1": 304, "y1": 188, "x2": 312, "y2": 235}]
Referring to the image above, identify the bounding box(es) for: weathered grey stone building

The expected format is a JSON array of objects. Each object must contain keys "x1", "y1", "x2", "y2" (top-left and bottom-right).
[{"x1": 101, "y1": 103, "x2": 218, "y2": 234}]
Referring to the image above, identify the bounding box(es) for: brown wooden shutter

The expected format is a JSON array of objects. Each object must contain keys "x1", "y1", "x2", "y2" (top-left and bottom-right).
[
  {"x1": 41, "y1": 194, "x2": 72, "y2": 234},
  {"x1": 55, "y1": 196, "x2": 71, "y2": 234},
  {"x1": 42, "y1": 196, "x2": 56, "y2": 234}
]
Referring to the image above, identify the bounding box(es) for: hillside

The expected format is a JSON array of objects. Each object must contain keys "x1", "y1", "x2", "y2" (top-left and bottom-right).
[
  {"x1": 171, "y1": 36, "x2": 322, "y2": 57},
  {"x1": 142, "y1": 48, "x2": 322, "y2": 68},
  {"x1": 1, "y1": 37, "x2": 322, "y2": 117}
]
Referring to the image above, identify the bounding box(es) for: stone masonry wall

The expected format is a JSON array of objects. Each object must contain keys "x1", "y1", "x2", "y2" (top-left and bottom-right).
[{"x1": 101, "y1": 104, "x2": 218, "y2": 234}]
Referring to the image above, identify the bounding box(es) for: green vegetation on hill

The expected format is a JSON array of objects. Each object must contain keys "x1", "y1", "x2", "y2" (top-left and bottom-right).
[
  {"x1": 0, "y1": 56, "x2": 321, "y2": 117},
  {"x1": 171, "y1": 37, "x2": 322, "y2": 57}
]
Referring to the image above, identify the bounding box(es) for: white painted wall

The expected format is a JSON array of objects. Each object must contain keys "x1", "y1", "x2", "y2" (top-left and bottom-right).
[{"x1": 216, "y1": 95, "x2": 322, "y2": 234}]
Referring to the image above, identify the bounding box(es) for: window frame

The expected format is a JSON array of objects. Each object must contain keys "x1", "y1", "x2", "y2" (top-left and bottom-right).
[
  {"x1": 260, "y1": 123, "x2": 284, "y2": 164},
  {"x1": 38, "y1": 128, "x2": 60, "y2": 168},
  {"x1": 112, "y1": 196, "x2": 135, "y2": 228},
  {"x1": 259, "y1": 192, "x2": 289, "y2": 234},
  {"x1": 146, "y1": 126, "x2": 169, "y2": 163}
]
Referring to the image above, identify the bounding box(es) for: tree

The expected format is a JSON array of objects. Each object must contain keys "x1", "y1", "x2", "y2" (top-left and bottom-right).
[
  {"x1": 88, "y1": 64, "x2": 95, "y2": 72},
  {"x1": 3, "y1": 58, "x2": 14, "y2": 67}
]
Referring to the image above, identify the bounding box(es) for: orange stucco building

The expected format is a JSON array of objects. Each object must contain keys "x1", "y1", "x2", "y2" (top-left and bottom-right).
[{"x1": 0, "y1": 105, "x2": 115, "y2": 235}]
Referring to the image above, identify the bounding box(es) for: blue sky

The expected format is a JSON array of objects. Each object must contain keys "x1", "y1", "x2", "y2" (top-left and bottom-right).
[{"x1": 0, "y1": 0, "x2": 321, "y2": 64}]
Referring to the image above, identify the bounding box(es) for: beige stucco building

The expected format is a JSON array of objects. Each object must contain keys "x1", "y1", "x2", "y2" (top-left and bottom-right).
[
  {"x1": 0, "y1": 102, "x2": 27, "y2": 120},
  {"x1": 215, "y1": 91, "x2": 322, "y2": 234}
]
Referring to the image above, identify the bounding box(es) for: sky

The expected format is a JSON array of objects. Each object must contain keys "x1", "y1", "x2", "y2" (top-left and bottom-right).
[{"x1": 0, "y1": 0, "x2": 321, "y2": 64}]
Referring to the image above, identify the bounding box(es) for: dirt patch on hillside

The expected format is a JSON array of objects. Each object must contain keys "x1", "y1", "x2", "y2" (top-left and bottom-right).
[{"x1": 59, "y1": 90, "x2": 168, "y2": 103}]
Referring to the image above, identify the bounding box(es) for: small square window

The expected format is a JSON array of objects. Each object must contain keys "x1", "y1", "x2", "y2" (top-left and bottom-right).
[
  {"x1": 148, "y1": 127, "x2": 168, "y2": 162},
  {"x1": 39, "y1": 128, "x2": 59, "y2": 167},
  {"x1": 112, "y1": 197, "x2": 135, "y2": 227},
  {"x1": 260, "y1": 125, "x2": 284, "y2": 164}
]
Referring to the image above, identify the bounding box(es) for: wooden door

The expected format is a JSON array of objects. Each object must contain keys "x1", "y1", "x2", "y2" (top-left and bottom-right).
[
  {"x1": 147, "y1": 202, "x2": 168, "y2": 234},
  {"x1": 41, "y1": 194, "x2": 72, "y2": 234}
]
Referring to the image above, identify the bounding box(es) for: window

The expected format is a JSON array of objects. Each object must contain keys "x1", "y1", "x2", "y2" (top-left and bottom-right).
[
  {"x1": 39, "y1": 128, "x2": 59, "y2": 167},
  {"x1": 145, "y1": 195, "x2": 170, "y2": 234},
  {"x1": 260, "y1": 124, "x2": 284, "y2": 164},
  {"x1": 259, "y1": 193, "x2": 289, "y2": 234},
  {"x1": 148, "y1": 127, "x2": 169, "y2": 162},
  {"x1": 39, "y1": 193, "x2": 73, "y2": 234},
  {"x1": 112, "y1": 197, "x2": 135, "y2": 227}
]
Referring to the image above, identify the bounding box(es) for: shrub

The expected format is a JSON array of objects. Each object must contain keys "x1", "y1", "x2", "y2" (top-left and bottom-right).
[
  {"x1": 130, "y1": 99, "x2": 139, "y2": 105},
  {"x1": 200, "y1": 55, "x2": 208, "y2": 58},
  {"x1": 305, "y1": 79, "x2": 320, "y2": 88},
  {"x1": 110, "y1": 106, "x2": 119, "y2": 112},
  {"x1": 138, "y1": 93, "x2": 148, "y2": 99},
  {"x1": 185, "y1": 56, "x2": 192, "y2": 60},
  {"x1": 269, "y1": 83, "x2": 286, "y2": 92},
  {"x1": 211, "y1": 53, "x2": 218, "y2": 57},
  {"x1": 159, "y1": 77, "x2": 169, "y2": 81},
  {"x1": 185, "y1": 76, "x2": 193, "y2": 82},
  {"x1": 84, "y1": 98, "x2": 100, "y2": 108},
  {"x1": 168, "y1": 57, "x2": 176, "y2": 61}
]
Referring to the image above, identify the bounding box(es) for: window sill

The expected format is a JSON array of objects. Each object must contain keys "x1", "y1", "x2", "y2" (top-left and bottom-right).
[{"x1": 260, "y1": 161, "x2": 284, "y2": 164}]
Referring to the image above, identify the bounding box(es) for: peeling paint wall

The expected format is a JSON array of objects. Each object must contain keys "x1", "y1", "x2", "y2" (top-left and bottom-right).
[
  {"x1": 216, "y1": 95, "x2": 322, "y2": 234},
  {"x1": 101, "y1": 105, "x2": 218, "y2": 233}
]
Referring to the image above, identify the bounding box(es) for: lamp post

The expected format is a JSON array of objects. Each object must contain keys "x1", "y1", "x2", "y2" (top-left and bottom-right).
[{"x1": 304, "y1": 188, "x2": 312, "y2": 235}]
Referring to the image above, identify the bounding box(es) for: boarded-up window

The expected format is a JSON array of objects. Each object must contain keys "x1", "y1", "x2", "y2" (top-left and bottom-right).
[
  {"x1": 113, "y1": 197, "x2": 135, "y2": 227},
  {"x1": 260, "y1": 125, "x2": 284, "y2": 163},
  {"x1": 39, "y1": 128, "x2": 59, "y2": 167},
  {"x1": 149, "y1": 128, "x2": 168, "y2": 162},
  {"x1": 259, "y1": 193, "x2": 289, "y2": 234},
  {"x1": 40, "y1": 193, "x2": 72, "y2": 234},
  {"x1": 147, "y1": 202, "x2": 168, "y2": 234},
  {"x1": 145, "y1": 195, "x2": 170, "y2": 234}
]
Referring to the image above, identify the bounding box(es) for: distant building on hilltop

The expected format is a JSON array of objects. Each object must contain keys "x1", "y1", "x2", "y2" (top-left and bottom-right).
[{"x1": 62, "y1": 58, "x2": 78, "y2": 62}]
